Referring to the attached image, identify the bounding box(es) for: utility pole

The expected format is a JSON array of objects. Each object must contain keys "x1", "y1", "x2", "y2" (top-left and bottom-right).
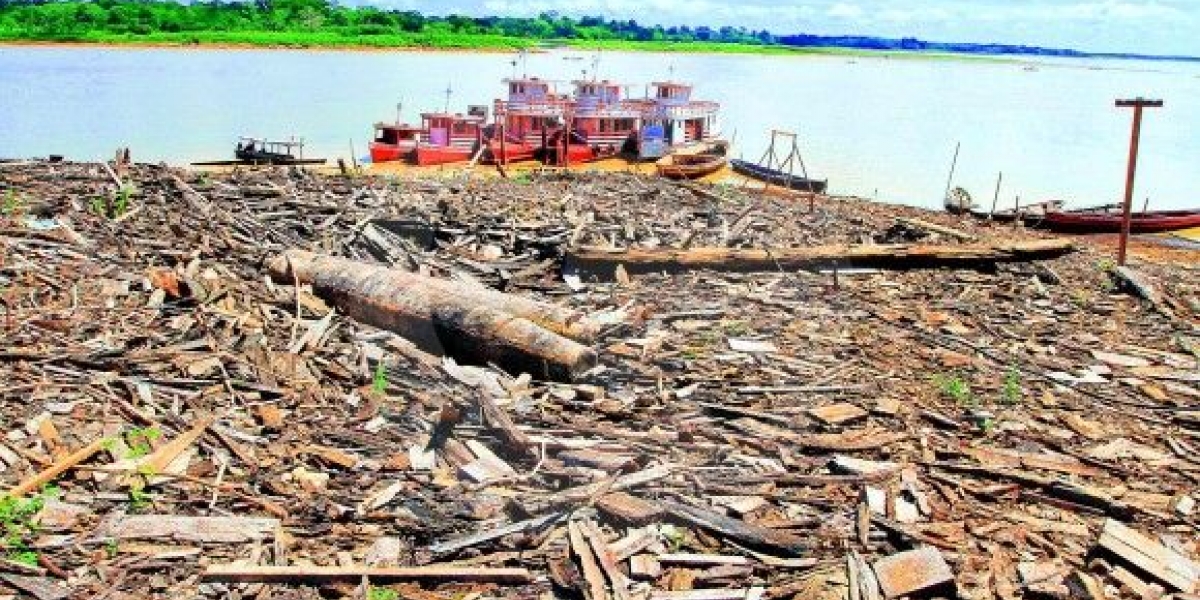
[{"x1": 1114, "y1": 97, "x2": 1162, "y2": 265}]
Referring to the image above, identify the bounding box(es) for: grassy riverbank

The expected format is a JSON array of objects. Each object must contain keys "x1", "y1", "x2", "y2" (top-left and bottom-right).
[{"x1": 0, "y1": 0, "x2": 1088, "y2": 61}]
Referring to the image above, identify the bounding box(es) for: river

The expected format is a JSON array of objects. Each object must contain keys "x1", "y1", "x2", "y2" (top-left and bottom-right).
[{"x1": 1, "y1": 45, "x2": 1197, "y2": 210}]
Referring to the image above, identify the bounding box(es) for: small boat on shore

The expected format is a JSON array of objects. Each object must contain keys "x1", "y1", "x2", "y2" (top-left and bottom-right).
[
  {"x1": 369, "y1": 122, "x2": 423, "y2": 163},
  {"x1": 730, "y1": 159, "x2": 827, "y2": 193},
  {"x1": 1039, "y1": 208, "x2": 1200, "y2": 234},
  {"x1": 193, "y1": 137, "x2": 325, "y2": 166},
  {"x1": 654, "y1": 140, "x2": 729, "y2": 179}
]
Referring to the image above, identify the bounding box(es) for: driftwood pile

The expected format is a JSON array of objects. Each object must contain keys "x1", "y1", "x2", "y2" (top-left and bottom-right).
[{"x1": 0, "y1": 159, "x2": 1197, "y2": 600}]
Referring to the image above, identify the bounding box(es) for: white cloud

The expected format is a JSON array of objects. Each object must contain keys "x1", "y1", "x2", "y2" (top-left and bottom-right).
[{"x1": 826, "y1": 2, "x2": 863, "y2": 19}]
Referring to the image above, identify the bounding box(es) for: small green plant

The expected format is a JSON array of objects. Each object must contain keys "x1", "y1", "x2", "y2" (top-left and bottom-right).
[
  {"x1": 510, "y1": 172, "x2": 531, "y2": 185},
  {"x1": 1, "y1": 190, "x2": 23, "y2": 217},
  {"x1": 105, "y1": 538, "x2": 119, "y2": 559},
  {"x1": 113, "y1": 184, "x2": 134, "y2": 216},
  {"x1": 90, "y1": 197, "x2": 108, "y2": 217},
  {"x1": 722, "y1": 320, "x2": 751, "y2": 336},
  {"x1": 978, "y1": 416, "x2": 996, "y2": 435},
  {"x1": 0, "y1": 485, "x2": 59, "y2": 565},
  {"x1": 128, "y1": 481, "x2": 151, "y2": 511},
  {"x1": 933, "y1": 373, "x2": 975, "y2": 407},
  {"x1": 368, "y1": 588, "x2": 399, "y2": 600},
  {"x1": 372, "y1": 361, "x2": 389, "y2": 394},
  {"x1": 1096, "y1": 257, "x2": 1117, "y2": 273},
  {"x1": 1001, "y1": 366, "x2": 1022, "y2": 405},
  {"x1": 125, "y1": 427, "x2": 161, "y2": 459}
]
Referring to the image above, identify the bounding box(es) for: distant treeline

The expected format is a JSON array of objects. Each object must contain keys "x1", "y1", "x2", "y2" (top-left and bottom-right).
[
  {"x1": 0, "y1": 0, "x2": 773, "y2": 45},
  {"x1": 0, "y1": 0, "x2": 1194, "y2": 61}
]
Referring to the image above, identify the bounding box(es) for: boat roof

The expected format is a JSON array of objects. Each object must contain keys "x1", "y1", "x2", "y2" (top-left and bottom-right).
[
  {"x1": 651, "y1": 81, "x2": 693, "y2": 89},
  {"x1": 420, "y1": 112, "x2": 485, "y2": 122},
  {"x1": 373, "y1": 122, "x2": 422, "y2": 130},
  {"x1": 239, "y1": 136, "x2": 303, "y2": 146},
  {"x1": 503, "y1": 77, "x2": 553, "y2": 85},
  {"x1": 571, "y1": 79, "x2": 622, "y2": 88}
]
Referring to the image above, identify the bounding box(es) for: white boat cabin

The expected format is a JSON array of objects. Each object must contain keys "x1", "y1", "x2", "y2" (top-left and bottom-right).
[
  {"x1": 420, "y1": 112, "x2": 484, "y2": 148},
  {"x1": 638, "y1": 81, "x2": 719, "y2": 159},
  {"x1": 570, "y1": 80, "x2": 640, "y2": 151}
]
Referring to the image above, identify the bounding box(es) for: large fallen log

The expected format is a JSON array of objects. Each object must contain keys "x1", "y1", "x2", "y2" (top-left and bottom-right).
[
  {"x1": 563, "y1": 239, "x2": 1076, "y2": 280},
  {"x1": 265, "y1": 251, "x2": 596, "y2": 381},
  {"x1": 273, "y1": 249, "x2": 598, "y2": 341}
]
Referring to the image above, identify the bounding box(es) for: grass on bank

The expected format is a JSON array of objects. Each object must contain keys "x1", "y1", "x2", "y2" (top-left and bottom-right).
[{"x1": 0, "y1": 30, "x2": 1017, "y2": 62}]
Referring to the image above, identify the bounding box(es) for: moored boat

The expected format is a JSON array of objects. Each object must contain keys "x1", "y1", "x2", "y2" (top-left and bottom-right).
[
  {"x1": 413, "y1": 111, "x2": 485, "y2": 166},
  {"x1": 730, "y1": 159, "x2": 827, "y2": 193},
  {"x1": 369, "y1": 122, "x2": 423, "y2": 163},
  {"x1": 654, "y1": 140, "x2": 729, "y2": 179},
  {"x1": 1039, "y1": 208, "x2": 1200, "y2": 234},
  {"x1": 229, "y1": 137, "x2": 324, "y2": 165},
  {"x1": 487, "y1": 77, "x2": 568, "y2": 164},
  {"x1": 635, "y1": 81, "x2": 720, "y2": 160}
]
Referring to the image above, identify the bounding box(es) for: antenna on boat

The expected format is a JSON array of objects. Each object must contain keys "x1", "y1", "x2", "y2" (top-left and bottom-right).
[
  {"x1": 668, "y1": 63, "x2": 676, "y2": 82},
  {"x1": 518, "y1": 48, "x2": 528, "y2": 78},
  {"x1": 395, "y1": 102, "x2": 403, "y2": 125},
  {"x1": 443, "y1": 84, "x2": 453, "y2": 113},
  {"x1": 591, "y1": 54, "x2": 600, "y2": 81}
]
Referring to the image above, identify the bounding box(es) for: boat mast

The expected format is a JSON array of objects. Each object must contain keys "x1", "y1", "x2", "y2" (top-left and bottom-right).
[{"x1": 443, "y1": 84, "x2": 453, "y2": 114}]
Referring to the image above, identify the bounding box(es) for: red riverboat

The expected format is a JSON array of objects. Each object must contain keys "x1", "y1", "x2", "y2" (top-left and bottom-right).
[
  {"x1": 414, "y1": 112, "x2": 485, "y2": 166},
  {"x1": 369, "y1": 122, "x2": 423, "y2": 163},
  {"x1": 1041, "y1": 209, "x2": 1200, "y2": 234}
]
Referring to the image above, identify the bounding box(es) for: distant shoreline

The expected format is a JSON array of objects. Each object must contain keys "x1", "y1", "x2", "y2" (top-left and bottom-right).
[{"x1": 0, "y1": 37, "x2": 1026, "y2": 63}]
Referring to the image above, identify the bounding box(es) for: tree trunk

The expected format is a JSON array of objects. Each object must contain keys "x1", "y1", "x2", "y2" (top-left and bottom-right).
[{"x1": 266, "y1": 251, "x2": 596, "y2": 381}]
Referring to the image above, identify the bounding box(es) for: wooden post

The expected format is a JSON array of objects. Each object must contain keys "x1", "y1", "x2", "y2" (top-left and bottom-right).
[
  {"x1": 989, "y1": 172, "x2": 1003, "y2": 220},
  {"x1": 942, "y1": 141, "x2": 961, "y2": 209},
  {"x1": 1114, "y1": 98, "x2": 1162, "y2": 266},
  {"x1": 1013, "y1": 195, "x2": 1020, "y2": 229},
  {"x1": 499, "y1": 122, "x2": 507, "y2": 166}
]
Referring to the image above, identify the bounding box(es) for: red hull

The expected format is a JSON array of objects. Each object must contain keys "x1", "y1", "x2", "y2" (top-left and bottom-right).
[
  {"x1": 369, "y1": 142, "x2": 413, "y2": 163},
  {"x1": 486, "y1": 140, "x2": 538, "y2": 164},
  {"x1": 414, "y1": 145, "x2": 474, "y2": 166},
  {"x1": 1041, "y1": 210, "x2": 1200, "y2": 234}
]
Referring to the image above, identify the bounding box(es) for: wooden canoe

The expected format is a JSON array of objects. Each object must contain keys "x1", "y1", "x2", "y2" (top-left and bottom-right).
[
  {"x1": 730, "y1": 159, "x2": 827, "y2": 193},
  {"x1": 1039, "y1": 209, "x2": 1200, "y2": 234},
  {"x1": 655, "y1": 153, "x2": 727, "y2": 180}
]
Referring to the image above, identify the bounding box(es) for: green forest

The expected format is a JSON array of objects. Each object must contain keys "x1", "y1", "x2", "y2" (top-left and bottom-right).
[{"x1": 0, "y1": 0, "x2": 785, "y2": 51}]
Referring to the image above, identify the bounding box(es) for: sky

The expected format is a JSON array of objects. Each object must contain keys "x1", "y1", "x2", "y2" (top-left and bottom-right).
[{"x1": 373, "y1": 0, "x2": 1198, "y2": 57}]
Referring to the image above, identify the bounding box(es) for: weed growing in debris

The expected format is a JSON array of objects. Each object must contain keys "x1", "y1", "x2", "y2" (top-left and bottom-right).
[
  {"x1": 127, "y1": 464, "x2": 159, "y2": 512},
  {"x1": 105, "y1": 539, "x2": 119, "y2": 559},
  {"x1": 1001, "y1": 366, "x2": 1022, "y2": 405},
  {"x1": 510, "y1": 172, "x2": 532, "y2": 185},
  {"x1": 368, "y1": 588, "x2": 399, "y2": 600},
  {"x1": 0, "y1": 485, "x2": 59, "y2": 566},
  {"x1": 723, "y1": 320, "x2": 751, "y2": 336},
  {"x1": 90, "y1": 185, "x2": 136, "y2": 219},
  {"x1": 1096, "y1": 258, "x2": 1117, "y2": 273},
  {"x1": 933, "y1": 373, "x2": 974, "y2": 407},
  {"x1": 372, "y1": 362, "x2": 389, "y2": 394},
  {"x1": 113, "y1": 184, "x2": 134, "y2": 216},
  {"x1": 125, "y1": 427, "x2": 161, "y2": 459},
  {"x1": 1, "y1": 190, "x2": 23, "y2": 217}
]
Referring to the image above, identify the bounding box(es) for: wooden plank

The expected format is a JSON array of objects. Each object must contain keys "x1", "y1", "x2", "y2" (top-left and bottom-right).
[
  {"x1": 596, "y1": 492, "x2": 663, "y2": 525},
  {"x1": 6, "y1": 437, "x2": 107, "y2": 498},
  {"x1": 102, "y1": 515, "x2": 279, "y2": 543},
  {"x1": 429, "y1": 512, "x2": 561, "y2": 555},
  {"x1": 201, "y1": 564, "x2": 533, "y2": 584},
  {"x1": 565, "y1": 240, "x2": 1077, "y2": 279},
  {"x1": 660, "y1": 500, "x2": 806, "y2": 556},
  {"x1": 1096, "y1": 518, "x2": 1198, "y2": 593},
  {"x1": 569, "y1": 520, "x2": 610, "y2": 600},
  {"x1": 658, "y1": 554, "x2": 751, "y2": 566},
  {"x1": 871, "y1": 547, "x2": 955, "y2": 599}
]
